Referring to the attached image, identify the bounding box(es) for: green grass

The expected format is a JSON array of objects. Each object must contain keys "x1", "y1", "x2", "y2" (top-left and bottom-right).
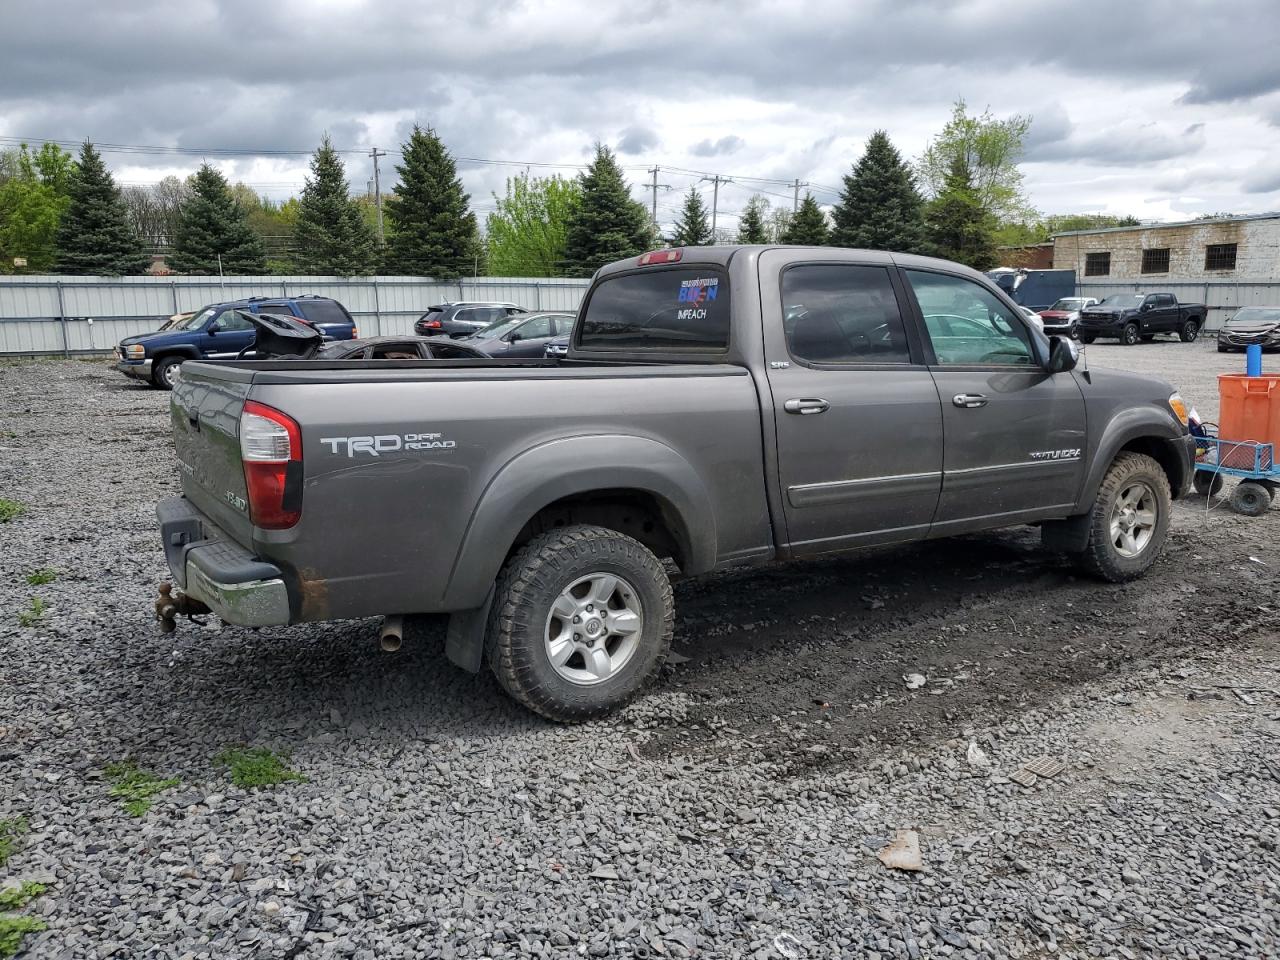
[
  {"x1": 0, "y1": 500, "x2": 22, "y2": 524},
  {"x1": 215, "y1": 747, "x2": 306, "y2": 789},
  {"x1": 0, "y1": 915, "x2": 47, "y2": 958},
  {"x1": 0, "y1": 819, "x2": 27, "y2": 868},
  {"x1": 0, "y1": 884, "x2": 44, "y2": 912},
  {"x1": 16, "y1": 599, "x2": 45, "y2": 628},
  {"x1": 24, "y1": 569, "x2": 57, "y2": 586},
  {"x1": 103, "y1": 762, "x2": 180, "y2": 816}
]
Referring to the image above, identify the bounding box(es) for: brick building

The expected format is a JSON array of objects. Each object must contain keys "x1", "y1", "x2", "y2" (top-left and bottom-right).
[{"x1": 1051, "y1": 212, "x2": 1280, "y2": 283}]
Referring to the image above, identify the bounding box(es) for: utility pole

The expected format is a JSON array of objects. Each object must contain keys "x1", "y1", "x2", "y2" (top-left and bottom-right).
[
  {"x1": 370, "y1": 148, "x2": 387, "y2": 244},
  {"x1": 792, "y1": 178, "x2": 809, "y2": 212},
  {"x1": 700, "y1": 175, "x2": 733, "y2": 241},
  {"x1": 648, "y1": 166, "x2": 671, "y2": 235}
]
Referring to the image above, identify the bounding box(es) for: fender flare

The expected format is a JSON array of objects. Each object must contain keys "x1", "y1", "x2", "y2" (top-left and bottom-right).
[
  {"x1": 150, "y1": 346, "x2": 201, "y2": 363},
  {"x1": 441, "y1": 434, "x2": 716, "y2": 610},
  {"x1": 1073, "y1": 408, "x2": 1188, "y2": 513}
]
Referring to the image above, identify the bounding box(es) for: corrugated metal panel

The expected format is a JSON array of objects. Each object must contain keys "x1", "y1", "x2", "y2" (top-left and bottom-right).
[{"x1": 0, "y1": 276, "x2": 591, "y2": 354}]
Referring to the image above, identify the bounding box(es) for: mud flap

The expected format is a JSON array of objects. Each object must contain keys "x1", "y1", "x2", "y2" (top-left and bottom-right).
[
  {"x1": 1041, "y1": 513, "x2": 1091, "y2": 553},
  {"x1": 445, "y1": 584, "x2": 496, "y2": 673}
]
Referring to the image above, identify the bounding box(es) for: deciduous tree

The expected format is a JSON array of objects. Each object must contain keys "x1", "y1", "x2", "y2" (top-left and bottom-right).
[
  {"x1": 486, "y1": 173, "x2": 581, "y2": 276},
  {"x1": 918, "y1": 100, "x2": 1032, "y2": 222},
  {"x1": 0, "y1": 143, "x2": 73, "y2": 273}
]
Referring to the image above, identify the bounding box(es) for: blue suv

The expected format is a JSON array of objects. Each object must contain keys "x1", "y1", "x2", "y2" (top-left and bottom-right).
[{"x1": 114, "y1": 295, "x2": 358, "y2": 389}]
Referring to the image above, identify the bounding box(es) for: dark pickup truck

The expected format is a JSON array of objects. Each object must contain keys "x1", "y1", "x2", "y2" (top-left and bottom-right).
[
  {"x1": 1076, "y1": 293, "x2": 1207, "y2": 346},
  {"x1": 156, "y1": 246, "x2": 1196, "y2": 721}
]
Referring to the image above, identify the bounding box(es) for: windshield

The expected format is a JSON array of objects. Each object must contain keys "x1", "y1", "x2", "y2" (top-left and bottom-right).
[
  {"x1": 1097, "y1": 295, "x2": 1144, "y2": 308},
  {"x1": 1049, "y1": 298, "x2": 1086, "y2": 311},
  {"x1": 172, "y1": 307, "x2": 215, "y2": 330},
  {"x1": 1228, "y1": 307, "x2": 1280, "y2": 325},
  {"x1": 477, "y1": 315, "x2": 526, "y2": 339}
]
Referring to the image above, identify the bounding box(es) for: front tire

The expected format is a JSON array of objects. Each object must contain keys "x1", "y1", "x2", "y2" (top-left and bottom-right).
[
  {"x1": 1217, "y1": 343, "x2": 1230, "y2": 353},
  {"x1": 486, "y1": 524, "x2": 673, "y2": 722},
  {"x1": 1179, "y1": 320, "x2": 1200, "y2": 343},
  {"x1": 1120, "y1": 323, "x2": 1140, "y2": 346},
  {"x1": 1078, "y1": 452, "x2": 1172, "y2": 582},
  {"x1": 1078, "y1": 334, "x2": 1096, "y2": 345},
  {"x1": 151, "y1": 356, "x2": 182, "y2": 390}
]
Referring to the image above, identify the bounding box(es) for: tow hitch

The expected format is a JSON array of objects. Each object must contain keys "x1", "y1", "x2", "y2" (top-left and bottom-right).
[{"x1": 154, "y1": 581, "x2": 211, "y2": 633}]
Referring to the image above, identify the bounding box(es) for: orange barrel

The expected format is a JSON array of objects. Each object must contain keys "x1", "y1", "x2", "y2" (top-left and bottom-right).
[{"x1": 1218, "y1": 374, "x2": 1280, "y2": 454}]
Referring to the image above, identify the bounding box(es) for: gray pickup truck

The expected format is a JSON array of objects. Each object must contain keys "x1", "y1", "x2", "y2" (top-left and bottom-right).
[{"x1": 156, "y1": 246, "x2": 1195, "y2": 721}]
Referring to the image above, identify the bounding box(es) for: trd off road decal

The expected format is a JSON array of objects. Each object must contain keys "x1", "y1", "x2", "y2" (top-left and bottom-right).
[{"x1": 320, "y1": 433, "x2": 457, "y2": 457}]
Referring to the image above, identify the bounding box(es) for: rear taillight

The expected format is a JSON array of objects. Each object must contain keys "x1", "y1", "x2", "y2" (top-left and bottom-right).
[
  {"x1": 351, "y1": 326, "x2": 358, "y2": 338},
  {"x1": 240, "y1": 400, "x2": 302, "y2": 529},
  {"x1": 422, "y1": 319, "x2": 443, "y2": 329},
  {"x1": 638, "y1": 249, "x2": 682, "y2": 265}
]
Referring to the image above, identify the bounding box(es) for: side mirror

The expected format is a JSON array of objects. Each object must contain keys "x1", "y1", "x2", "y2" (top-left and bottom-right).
[
  {"x1": 207, "y1": 321, "x2": 220, "y2": 334},
  {"x1": 1048, "y1": 335, "x2": 1079, "y2": 373},
  {"x1": 507, "y1": 331, "x2": 522, "y2": 342},
  {"x1": 1140, "y1": 302, "x2": 1151, "y2": 312}
]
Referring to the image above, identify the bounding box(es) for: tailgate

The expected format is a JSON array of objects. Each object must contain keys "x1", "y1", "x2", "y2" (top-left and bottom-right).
[{"x1": 169, "y1": 362, "x2": 256, "y2": 546}]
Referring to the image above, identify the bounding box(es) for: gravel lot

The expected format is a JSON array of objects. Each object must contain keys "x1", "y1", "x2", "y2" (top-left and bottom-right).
[{"x1": 1, "y1": 341, "x2": 1278, "y2": 960}]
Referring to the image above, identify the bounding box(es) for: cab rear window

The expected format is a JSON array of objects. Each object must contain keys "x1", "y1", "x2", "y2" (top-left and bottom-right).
[{"x1": 578, "y1": 267, "x2": 729, "y2": 352}]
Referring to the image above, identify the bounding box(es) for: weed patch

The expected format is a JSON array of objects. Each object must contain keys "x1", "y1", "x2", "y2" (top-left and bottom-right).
[
  {"x1": 0, "y1": 915, "x2": 47, "y2": 958},
  {"x1": 0, "y1": 883, "x2": 44, "y2": 912},
  {"x1": 16, "y1": 599, "x2": 45, "y2": 628},
  {"x1": 0, "y1": 819, "x2": 27, "y2": 868},
  {"x1": 215, "y1": 747, "x2": 306, "y2": 789},
  {"x1": 24, "y1": 569, "x2": 57, "y2": 586},
  {"x1": 104, "y1": 762, "x2": 180, "y2": 816},
  {"x1": 0, "y1": 500, "x2": 22, "y2": 523}
]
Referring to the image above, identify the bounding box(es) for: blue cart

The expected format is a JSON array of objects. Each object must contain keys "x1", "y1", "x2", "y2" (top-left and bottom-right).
[{"x1": 1193, "y1": 432, "x2": 1278, "y2": 516}]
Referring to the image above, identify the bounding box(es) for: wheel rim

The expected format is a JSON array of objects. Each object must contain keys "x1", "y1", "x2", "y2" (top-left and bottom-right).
[
  {"x1": 1184, "y1": 322, "x2": 1197, "y2": 340},
  {"x1": 544, "y1": 573, "x2": 643, "y2": 685},
  {"x1": 163, "y1": 362, "x2": 179, "y2": 386},
  {"x1": 1124, "y1": 326, "x2": 1137, "y2": 344},
  {"x1": 1110, "y1": 481, "x2": 1157, "y2": 558}
]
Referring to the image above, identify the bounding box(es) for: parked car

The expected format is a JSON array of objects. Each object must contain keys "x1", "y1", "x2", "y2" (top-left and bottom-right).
[
  {"x1": 545, "y1": 334, "x2": 569, "y2": 359},
  {"x1": 114, "y1": 296, "x2": 357, "y2": 388},
  {"x1": 156, "y1": 245, "x2": 1194, "y2": 722},
  {"x1": 1037, "y1": 297, "x2": 1099, "y2": 338},
  {"x1": 413, "y1": 302, "x2": 526, "y2": 339},
  {"x1": 1217, "y1": 306, "x2": 1280, "y2": 353},
  {"x1": 464, "y1": 311, "x2": 575, "y2": 358},
  {"x1": 1075, "y1": 293, "x2": 1207, "y2": 345}
]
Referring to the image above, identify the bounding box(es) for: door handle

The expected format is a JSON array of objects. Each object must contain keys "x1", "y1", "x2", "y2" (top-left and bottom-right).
[
  {"x1": 952, "y1": 393, "x2": 989, "y2": 408},
  {"x1": 784, "y1": 398, "x2": 830, "y2": 415}
]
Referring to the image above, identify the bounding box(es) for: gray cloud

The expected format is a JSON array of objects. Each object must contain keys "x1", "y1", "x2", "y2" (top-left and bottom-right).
[
  {"x1": 1025, "y1": 111, "x2": 1207, "y2": 167},
  {"x1": 1242, "y1": 162, "x2": 1280, "y2": 194},
  {"x1": 616, "y1": 125, "x2": 659, "y2": 155},
  {"x1": 691, "y1": 136, "x2": 745, "y2": 158}
]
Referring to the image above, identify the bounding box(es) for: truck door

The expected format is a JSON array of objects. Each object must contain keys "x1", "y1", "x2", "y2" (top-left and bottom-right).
[
  {"x1": 760, "y1": 253, "x2": 944, "y2": 554},
  {"x1": 1154, "y1": 294, "x2": 1179, "y2": 332},
  {"x1": 900, "y1": 267, "x2": 1086, "y2": 532},
  {"x1": 199, "y1": 308, "x2": 256, "y2": 358}
]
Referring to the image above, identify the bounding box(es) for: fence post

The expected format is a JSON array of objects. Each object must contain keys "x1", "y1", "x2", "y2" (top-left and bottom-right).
[
  {"x1": 458, "y1": 278, "x2": 466, "y2": 303},
  {"x1": 170, "y1": 280, "x2": 180, "y2": 315},
  {"x1": 281, "y1": 280, "x2": 289, "y2": 299},
  {"x1": 372, "y1": 277, "x2": 382, "y2": 337},
  {"x1": 535, "y1": 283, "x2": 543, "y2": 310},
  {"x1": 56, "y1": 281, "x2": 69, "y2": 357}
]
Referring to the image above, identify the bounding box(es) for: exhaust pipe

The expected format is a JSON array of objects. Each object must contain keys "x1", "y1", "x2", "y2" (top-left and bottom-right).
[{"x1": 379, "y1": 615, "x2": 404, "y2": 652}]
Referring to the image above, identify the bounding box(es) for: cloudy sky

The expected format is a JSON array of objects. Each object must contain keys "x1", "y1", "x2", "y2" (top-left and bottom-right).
[{"x1": 3, "y1": 0, "x2": 1279, "y2": 235}]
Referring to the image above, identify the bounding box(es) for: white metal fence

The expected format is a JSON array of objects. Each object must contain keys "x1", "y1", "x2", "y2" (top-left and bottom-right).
[
  {"x1": 1076, "y1": 281, "x2": 1280, "y2": 332},
  {"x1": 0, "y1": 275, "x2": 592, "y2": 356}
]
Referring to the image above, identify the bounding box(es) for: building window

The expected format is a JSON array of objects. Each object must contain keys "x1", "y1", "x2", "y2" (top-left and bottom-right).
[
  {"x1": 1205, "y1": 243, "x2": 1237, "y2": 271},
  {"x1": 1141, "y1": 248, "x2": 1170, "y2": 274},
  {"x1": 1085, "y1": 252, "x2": 1111, "y2": 276}
]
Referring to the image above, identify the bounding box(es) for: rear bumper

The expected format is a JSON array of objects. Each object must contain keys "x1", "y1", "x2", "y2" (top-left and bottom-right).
[
  {"x1": 157, "y1": 496, "x2": 291, "y2": 627},
  {"x1": 115, "y1": 359, "x2": 152, "y2": 380}
]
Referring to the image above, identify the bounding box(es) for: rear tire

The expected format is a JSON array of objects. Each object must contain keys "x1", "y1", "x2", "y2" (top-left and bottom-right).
[
  {"x1": 1078, "y1": 452, "x2": 1172, "y2": 582},
  {"x1": 1078, "y1": 334, "x2": 1096, "y2": 345},
  {"x1": 1120, "y1": 323, "x2": 1140, "y2": 346},
  {"x1": 152, "y1": 356, "x2": 182, "y2": 390},
  {"x1": 486, "y1": 524, "x2": 673, "y2": 722},
  {"x1": 1179, "y1": 320, "x2": 1200, "y2": 342},
  {"x1": 1230, "y1": 482, "x2": 1271, "y2": 517}
]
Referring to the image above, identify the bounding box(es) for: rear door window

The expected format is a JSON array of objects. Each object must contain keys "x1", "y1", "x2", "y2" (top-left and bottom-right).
[
  {"x1": 578, "y1": 267, "x2": 729, "y2": 352},
  {"x1": 781, "y1": 264, "x2": 911, "y2": 364}
]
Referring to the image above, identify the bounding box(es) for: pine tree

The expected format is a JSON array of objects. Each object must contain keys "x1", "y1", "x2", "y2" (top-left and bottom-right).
[
  {"x1": 54, "y1": 142, "x2": 149, "y2": 274},
  {"x1": 384, "y1": 126, "x2": 477, "y2": 278},
  {"x1": 923, "y1": 157, "x2": 997, "y2": 270},
  {"x1": 169, "y1": 165, "x2": 266, "y2": 274},
  {"x1": 780, "y1": 193, "x2": 830, "y2": 245},
  {"x1": 830, "y1": 131, "x2": 925, "y2": 252},
  {"x1": 736, "y1": 194, "x2": 769, "y2": 244},
  {"x1": 562, "y1": 144, "x2": 653, "y2": 277},
  {"x1": 669, "y1": 187, "x2": 712, "y2": 246},
  {"x1": 292, "y1": 136, "x2": 378, "y2": 276}
]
